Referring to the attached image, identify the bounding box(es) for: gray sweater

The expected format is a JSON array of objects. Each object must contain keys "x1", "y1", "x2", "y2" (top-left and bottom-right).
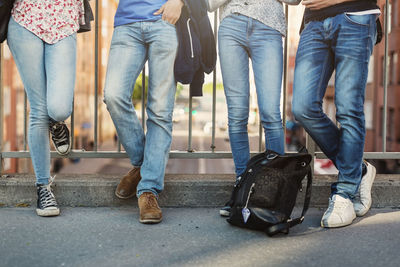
[{"x1": 220, "y1": 0, "x2": 287, "y2": 36}]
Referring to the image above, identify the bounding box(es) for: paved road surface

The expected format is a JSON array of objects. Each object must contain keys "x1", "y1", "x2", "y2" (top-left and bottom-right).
[{"x1": 1, "y1": 207, "x2": 400, "y2": 267}]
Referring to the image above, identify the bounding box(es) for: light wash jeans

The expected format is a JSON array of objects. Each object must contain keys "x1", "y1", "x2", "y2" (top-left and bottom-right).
[
  {"x1": 7, "y1": 18, "x2": 76, "y2": 185},
  {"x1": 218, "y1": 14, "x2": 284, "y2": 176},
  {"x1": 103, "y1": 19, "x2": 178, "y2": 197},
  {"x1": 292, "y1": 13, "x2": 377, "y2": 199}
]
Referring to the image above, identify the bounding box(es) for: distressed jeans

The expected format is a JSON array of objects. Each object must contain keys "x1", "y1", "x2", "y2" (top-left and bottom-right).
[
  {"x1": 292, "y1": 13, "x2": 377, "y2": 199},
  {"x1": 218, "y1": 14, "x2": 284, "y2": 176},
  {"x1": 103, "y1": 19, "x2": 178, "y2": 197},
  {"x1": 7, "y1": 18, "x2": 76, "y2": 185}
]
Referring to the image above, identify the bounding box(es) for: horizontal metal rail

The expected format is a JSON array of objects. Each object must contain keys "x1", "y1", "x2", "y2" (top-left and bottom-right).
[{"x1": 2, "y1": 151, "x2": 400, "y2": 160}]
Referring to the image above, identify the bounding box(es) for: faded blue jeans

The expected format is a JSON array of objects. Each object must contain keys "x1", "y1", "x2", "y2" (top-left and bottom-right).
[
  {"x1": 292, "y1": 13, "x2": 377, "y2": 199},
  {"x1": 103, "y1": 19, "x2": 178, "y2": 197},
  {"x1": 218, "y1": 14, "x2": 284, "y2": 176},
  {"x1": 7, "y1": 18, "x2": 76, "y2": 185}
]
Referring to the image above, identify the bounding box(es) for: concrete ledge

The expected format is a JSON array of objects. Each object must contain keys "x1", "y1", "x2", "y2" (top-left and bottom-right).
[{"x1": 0, "y1": 174, "x2": 399, "y2": 208}]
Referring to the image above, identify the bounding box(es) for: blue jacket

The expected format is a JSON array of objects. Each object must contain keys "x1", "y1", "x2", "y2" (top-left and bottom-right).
[{"x1": 174, "y1": 0, "x2": 216, "y2": 97}]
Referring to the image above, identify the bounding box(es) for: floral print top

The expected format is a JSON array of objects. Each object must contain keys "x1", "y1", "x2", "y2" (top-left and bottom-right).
[
  {"x1": 220, "y1": 0, "x2": 286, "y2": 36},
  {"x1": 12, "y1": 0, "x2": 85, "y2": 44}
]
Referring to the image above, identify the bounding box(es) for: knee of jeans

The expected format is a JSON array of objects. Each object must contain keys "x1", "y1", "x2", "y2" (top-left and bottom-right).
[
  {"x1": 104, "y1": 91, "x2": 128, "y2": 113},
  {"x1": 228, "y1": 118, "x2": 248, "y2": 134},
  {"x1": 292, "y1": 100, "x2": 318, "y2": 123},
  {"x1": 259, "y1": 108, "x2": 282, "y2": 125},
  {"x1": 48, "y1": 103, "x2": 72, "y2": 122},
  {"x1": 29, "y1": 110, "x2": 50, "y2": 128},
  {"x1": 147, "y1": 106, "x2": 173, "y2": 126}
]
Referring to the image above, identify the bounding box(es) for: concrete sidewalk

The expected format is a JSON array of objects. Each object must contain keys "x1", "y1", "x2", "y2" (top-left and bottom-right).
[{"x1": 1, "y1": 207, "x2": 399, "y2": 267}]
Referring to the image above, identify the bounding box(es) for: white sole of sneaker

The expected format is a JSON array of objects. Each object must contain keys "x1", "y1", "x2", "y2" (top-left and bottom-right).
[
  {"x1": 219, "y1": 210, "x2": 230, "y2": 217},
  {"x1": 321, "y1": 214, "x2": 356, "y2": 228},
  {"x1": 36, "y1": 208, "x2": 60, "y2": 217}
]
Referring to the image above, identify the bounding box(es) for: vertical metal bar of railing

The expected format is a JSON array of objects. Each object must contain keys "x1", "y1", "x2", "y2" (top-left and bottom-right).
[
  {"x1": 0, "y1": 45, "x2": 3, "y2": 173},
  {"x1": 188, "y1": 95, "x2": 193, "y2": 152},
  {"x1": 23, "y1": 93, "x2": 27, "y2": 150},
  {"x1": 93, "y1": 0, "x2": 99, "y2": 152},
  {"x1": 211, "y1": 11, "x2": 218, "y2": 152},
  {"x1": 306, "y1": 134, "x2": 315, "y2": 171},
  {"x1": 141, "y1": 67, "x2": 146, "y2": 130},
  {"x1": 70, "y1": 99, "x2": 75, "y2": 150},
  {"x1": 282, "y1": 4, "x2": 289, "y2": 148},
  {"x1": 382, "y1": 0, "x2": 389, "y2": 152},
  {"x1": 258, "y1": 123, "x2": 263, "y2": 152}
]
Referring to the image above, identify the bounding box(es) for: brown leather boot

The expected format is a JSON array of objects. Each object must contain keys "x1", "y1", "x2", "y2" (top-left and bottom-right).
[
  {"x1": 138, "y1": 192, "x2": 162, "y2": 224},
  {"x1": 115, "y1": 167, "x2": 141, "y2": 199}
]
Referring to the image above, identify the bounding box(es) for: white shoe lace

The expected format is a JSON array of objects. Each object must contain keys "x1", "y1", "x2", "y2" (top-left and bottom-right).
[
  {"x1": 38, "y1": 176, "x2": 58, "y2": 208},
  {"x1": 50, "y1": 122, "x2": 69, "y2": 145}
]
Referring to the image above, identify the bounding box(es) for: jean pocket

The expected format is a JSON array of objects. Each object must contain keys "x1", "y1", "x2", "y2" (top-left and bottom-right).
[
  {"x1": 344, "y1": 13, "x2": 373, "y2": 27},
  {"x1": 160, "y1": 19, "x2": 176, "y2": 27}
]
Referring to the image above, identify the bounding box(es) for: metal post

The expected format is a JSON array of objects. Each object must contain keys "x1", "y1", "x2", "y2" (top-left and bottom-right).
[
  {"x1": 382, "y1": 0, "x2": 389, "y2": 152},
  {"x1": 258, "y1": 122, "x2": 263, "y2": 152},
  {"x1": 94, "y1": 0, "x2": 99, "y2": 152},
  {"x1": 282, "y1": 4, "x2": 289, "y2": 149},
  {"x1": 70, "y1": 99, "x2": 75, "y2": 151},
  {"x1": 0, "y1": 44, "x2": 3, "y2": 173},
  {"x1": 211, "y1": 11, "x2": 218, "y2": 152},
  {"x1": 23, "y1": 93, "x2": 27, "y2": 150},
  {"x1": 141, "y1": 67, "x2": 146, "y2": 130},
  {"x1": 188, "y1": 95, "x2": 193, "y2": 152},
  {"x1": 306, "y1": 134, "x2": 315, "y2": 172}
]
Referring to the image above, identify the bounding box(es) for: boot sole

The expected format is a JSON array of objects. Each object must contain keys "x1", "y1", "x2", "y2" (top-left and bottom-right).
[
  {"x1": 139, "y1": 218, "x2": 162, "y2": 224},
  {"x1": 115, "y1": 190, "x2": 136, "y2": 199}
]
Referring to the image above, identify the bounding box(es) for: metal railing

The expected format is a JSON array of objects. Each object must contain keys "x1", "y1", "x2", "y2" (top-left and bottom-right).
[{"x1": 0, "y1": 1, "x2": 398, "y2": 174}]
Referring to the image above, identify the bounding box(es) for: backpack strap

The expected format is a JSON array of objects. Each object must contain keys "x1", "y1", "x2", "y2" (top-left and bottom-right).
[{"x1": 265, "y1": 167, "x2": 313, "y2": 237}]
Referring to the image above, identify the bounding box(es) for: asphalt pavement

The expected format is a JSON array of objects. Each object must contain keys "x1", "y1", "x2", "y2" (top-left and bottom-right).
[{"x1": 1, "y1": 207, "x2": 400, "y2": 267}]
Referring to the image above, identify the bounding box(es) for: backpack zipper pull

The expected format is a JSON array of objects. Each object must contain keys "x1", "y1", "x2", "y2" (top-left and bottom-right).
[
  {"x1": 242, "y1": 183, "x2": 255, "y2": 223},
  {"x1": 244, "y1": 183, "x2": 255, "y2": 209}
]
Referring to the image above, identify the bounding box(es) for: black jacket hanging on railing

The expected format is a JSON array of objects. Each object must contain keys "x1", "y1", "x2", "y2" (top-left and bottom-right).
[
  {"x1": 0, "y1": 0, "x2": 15, "y2": 43},
  {"x1": 78, "y1": 0, "x2": 94, "y2": 33},
  {"x1": 174, "y1": 0, "x2": 217, "y2": 97}
]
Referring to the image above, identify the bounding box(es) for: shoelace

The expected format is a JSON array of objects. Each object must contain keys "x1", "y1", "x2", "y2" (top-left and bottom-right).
[
  {"x1": 38, "y1": 176, "x2": 57, "y2": 208},
  {"x1": 50, "y1": 122, "x2": 69, "y2": 145},
  {"x1": 144, "y1": 194, "x2": 158, "y2": 209}
]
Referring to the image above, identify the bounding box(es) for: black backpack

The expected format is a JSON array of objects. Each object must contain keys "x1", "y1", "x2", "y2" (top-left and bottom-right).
[{"x1": 227, "y1": 149, "x2": 313, "y2": 236}]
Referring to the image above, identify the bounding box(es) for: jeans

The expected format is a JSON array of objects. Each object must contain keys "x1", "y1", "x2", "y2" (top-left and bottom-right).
[
  {"x1": 103, "y1": 19, "x2": 178, "y2": 197},
  {"x1": 218, "y1": 14, "x2": 284, "y2": 176},
  {"x1": 7, "y1": 18, "x2": 76, "y2": 185},
  {"x1": 292, "y1": 13, "x2": 377, "y2": 199}
]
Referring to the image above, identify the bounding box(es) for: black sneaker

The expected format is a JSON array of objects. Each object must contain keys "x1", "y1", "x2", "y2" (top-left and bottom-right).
[
  {"x1": 36, "y1": 179, "x2": 60, "y2": 217},
  {"x1": 49, "y1": 120, "x2": 71, "y2": 155},
  {"x1": 219, "y1": 175, "x2": 242, "y2": 217}
]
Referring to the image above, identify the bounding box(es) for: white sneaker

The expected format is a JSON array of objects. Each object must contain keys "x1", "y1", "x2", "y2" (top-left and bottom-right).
[
  {"x1": 321, "y1": 194, "x2": 356, "y2": 228},
  {"x1": 353, "y1": 161, "x2": 376, "y2": 217}
]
